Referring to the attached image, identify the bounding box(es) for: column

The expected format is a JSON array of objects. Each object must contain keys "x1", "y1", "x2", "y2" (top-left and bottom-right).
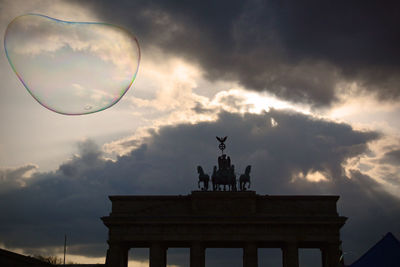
[
  {"x1": 105, "y1": 242, "x2": 128, "y2": 267},
  {"x1": 150, "y1": 242, "x2": 167, "y2": 267},
  {"x1": 243, "y1": 242, "x2": 258, "y2": 267},
  {"x1": 190, "y1": 242, "x2": 205, "y2": 267},
  {"x1": 321, "y1": 243, "x2": 341, "y2": 267},
  {"x1": 321, "y1": 247, "x2": 327, "y2": 267},
  {"x1": 282, "y1": 242, "x2": 299, "y2": 267}
]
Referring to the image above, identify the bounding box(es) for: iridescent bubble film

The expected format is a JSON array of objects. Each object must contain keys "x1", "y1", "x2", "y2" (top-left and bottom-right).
[{"x1": 4, "y1": 14, "x2": 140, "y2": 115}]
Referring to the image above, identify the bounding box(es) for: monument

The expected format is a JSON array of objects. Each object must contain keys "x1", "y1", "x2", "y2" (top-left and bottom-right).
[
  {"x1": 102, "y1": 137, "x2": 347, "y2": 267},
  {"x1": 198, "y1": 136, "x2": 251, "y2": 192}
]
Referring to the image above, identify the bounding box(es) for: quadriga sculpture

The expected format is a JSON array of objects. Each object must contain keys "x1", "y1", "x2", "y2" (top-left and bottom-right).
[{"x1": 239, "y1": 165, "x2": 251, "y2": 191}]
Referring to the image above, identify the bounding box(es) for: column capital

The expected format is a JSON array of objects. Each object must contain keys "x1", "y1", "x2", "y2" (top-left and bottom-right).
[{"x1": 191, "y1": 241, "x2": 205, "y2": 247}]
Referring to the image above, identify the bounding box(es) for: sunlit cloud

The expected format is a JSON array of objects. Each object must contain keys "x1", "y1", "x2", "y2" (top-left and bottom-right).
[
  {"x1": 327, "y1": 82, "x2": 400, "y2": 132},
  {"x1": 342, "y1": 135, "x2": 400, "y2": 197},
  {"x1": 292, "y1": 170, "x2": 329, "y2": 183}
]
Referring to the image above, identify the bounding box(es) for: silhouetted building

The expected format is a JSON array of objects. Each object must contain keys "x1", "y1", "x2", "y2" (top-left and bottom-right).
[
  {"x1": 0, "y1": 248, "x2": 53, "y2": 267},
  {"x1": 349, "y1": 232, "x2": 400, "y2": 267},
  {"x1": 0, "y1": 248, "x2": 105, "y2": 267},
  {"x1": 102, "y1": 191, "x2": 347, "y2": 267},
  {"x1": 60, "y1": 265, "x2": 105, "y2": 267}
]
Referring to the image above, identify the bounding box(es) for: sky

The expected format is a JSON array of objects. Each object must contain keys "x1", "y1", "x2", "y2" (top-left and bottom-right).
[{"x1": 0, "y1": 0, "x2": 400, "y2": 266}]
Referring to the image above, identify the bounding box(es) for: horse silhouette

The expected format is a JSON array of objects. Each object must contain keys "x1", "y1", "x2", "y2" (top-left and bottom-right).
[
  {"x1": 239, "y1": 165, "x2": 251, "y2": 191},
  {"x1": 197, "y1": 166, "x2": 209, "y2": 191}
]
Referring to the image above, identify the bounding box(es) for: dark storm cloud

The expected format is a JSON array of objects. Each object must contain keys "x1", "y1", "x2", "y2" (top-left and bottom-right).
[
  {"x1": 74, "y1": 0, "x2": 400, "y2": 106},
  {"x1": 1, "y1": 110, "x2": 399, "y2": 265},
  {"x1": 0, "y1": 164, "x2": 37, "y2": 193},
  {"x1": 380, "y1": 149, "x2": 400, "y2": 165}
]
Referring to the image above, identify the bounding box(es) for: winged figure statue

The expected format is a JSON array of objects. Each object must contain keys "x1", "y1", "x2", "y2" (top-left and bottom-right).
[{"x1": 216, "y1": 136, "x2": 227, "y2": 143}]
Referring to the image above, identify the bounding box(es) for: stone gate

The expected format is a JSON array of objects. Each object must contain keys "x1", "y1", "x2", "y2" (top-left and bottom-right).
[{"x1": 102, "y1": 191, "x2": 346, "y2": 267}]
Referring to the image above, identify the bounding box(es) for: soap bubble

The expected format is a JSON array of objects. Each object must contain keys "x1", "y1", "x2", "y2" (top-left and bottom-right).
[{"x1": 4, "y1": 14, "x2": 140, "y2": 115}]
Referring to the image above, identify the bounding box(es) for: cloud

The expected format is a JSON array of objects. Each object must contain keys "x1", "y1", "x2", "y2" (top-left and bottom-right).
[
  {"x1": 381, "y1": 149, "x2": 400, "y2": 165},
  {"x1": 191, "y1": 101, "x2": 215, "y2": 114},
  {"x1": 73, "y1": 0, "x2": 400, "y2": 107},
  {"x1": 1, "y1": 109, "x2": 398, "y2": 266},
  {"x1": 0, "y1": 164, "x2": 38, "y2": 193}
]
